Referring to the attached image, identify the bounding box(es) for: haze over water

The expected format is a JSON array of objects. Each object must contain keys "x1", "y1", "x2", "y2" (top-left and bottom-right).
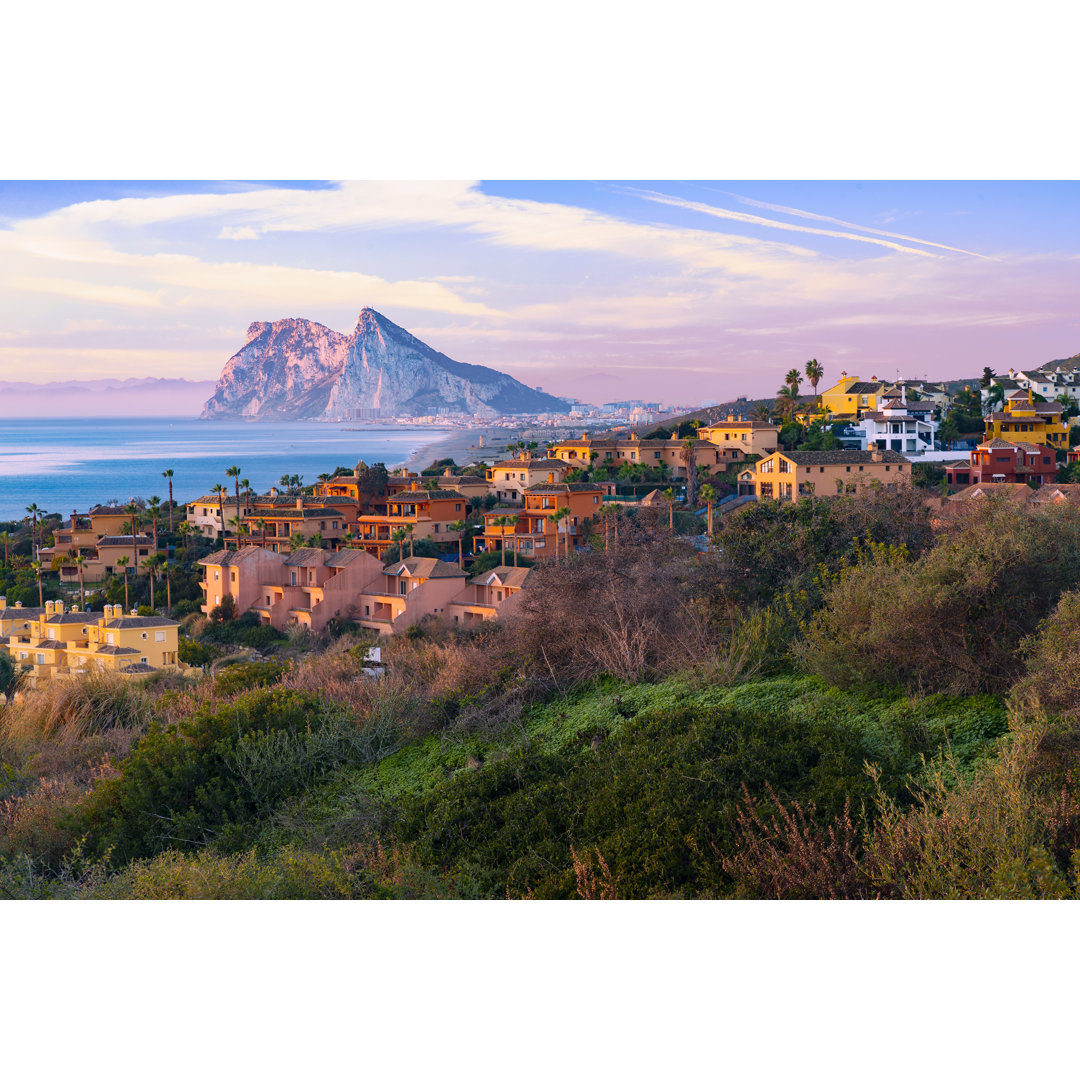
[{"x1": 0, "y1": 418, "x2": 448, "y2": 522}]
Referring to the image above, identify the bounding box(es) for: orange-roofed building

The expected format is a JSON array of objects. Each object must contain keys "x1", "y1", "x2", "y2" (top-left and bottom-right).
[{"x1": 474, "y1": 482, "x2": 605, "y2": 561}]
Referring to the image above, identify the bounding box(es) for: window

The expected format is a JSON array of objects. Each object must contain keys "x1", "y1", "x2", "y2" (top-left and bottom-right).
[
  {"x1": 47, "y1": 627, "x2": 56, "y2": 639},
  {"x1": 266, "y1": 595, "x2": 271, "y2": 606},
  {"x1": 760, "y1": 459, "x2": 774, "y2": 473},
  {"x1": 846, "y1": 466, "x2": 851, "y2": 472},
  {"x1": 141, "y1": 657, "x2": 148, "y2": 664},
  {"x1": 778, "y1": 459, "x2": 791, "y2": 473},
  {"x1": 593, "y1": 496, "x2": 599, "y2": 504},
  {"x1": 106, "y1": 633, "x2": 115, "y2": 645},
  {"x1": 760, "y1": 482, "x2": 774, "y2": 498}
]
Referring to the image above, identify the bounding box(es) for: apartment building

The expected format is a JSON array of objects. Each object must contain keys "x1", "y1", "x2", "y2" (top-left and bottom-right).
[
  {"x1": 738, "y1": 449, "x2": 911, "y2": 502},
  {"x1": 474, "y1": 482, "x2": 605, "y2": 561},
  {"x1": 696, "y1": 416, "x2": 779, "y2": 456},
  {"x1": 984, "y1": 388, "x2": 1071, "y2": 449},
  {"x1": 447, "y1": 565, "x2": 532, "y2": 625},
  {"x1": 945, "y1": 439, "x2": 1057, "y2": 489}
]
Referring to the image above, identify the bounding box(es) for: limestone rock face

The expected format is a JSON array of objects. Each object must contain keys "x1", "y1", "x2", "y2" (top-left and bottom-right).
[{"x1": 202, "y1": 309, "x2": 565, "y2": 419}]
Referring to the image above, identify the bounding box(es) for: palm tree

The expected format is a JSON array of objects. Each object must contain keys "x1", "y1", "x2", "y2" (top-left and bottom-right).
[
  {"x1": 211, "y1": 484, "x2": 226, "y2": 544},
  {"x1": 390, "y1": 527, "x2": 408, "y2": 562},
  {"x1": 162, "y1": 468, "x2": 175, "y2": 531},
  {"x1": 255, "y1": 518, "x2": 268, "y2": 547},
  {"x1": 682, "y1": 436, "x2": 699, "y2": 508},
  {"x1": 550, "y1": 507, "x2": 571, "y2": 560},
  {"x1": 125, "y1": 500, "x2": 140, "y2": 572},
  {"x1": 751, "y1": 402, "x2": 772, "y2": 423},
  {"x1": 31, "y1": 560, "x2": 43, "y2": 608},
  {"x1": 25, "y1": 503, "x2": 41, "y2": 558},
  {"x1": 147, "y1": 495, "x2": 161, "y2": 552},
  {"x1": 661, "y1": 488, "x2": 678, "y2": 531},
  {"x1": 805, "y1": 358, "x2": 824, "y2": 411},
  {"x1": 699, "y1": 483, "x2": 717, "y2": 536},
  {"x1": 495, "y1": 515, "x2": 519, "y2": 566},
  {"x1": 785, "y1": 368, "x2": 803, "y2": 395},
  {"x1": 597, "y1": 503, "x2": 617, "y2": 552},
  {"x1": 73, "y1": 554, "x2": 87, "y2": 610},
  {"x1": 116, "y1": 556, "x2": 130, "y2": 610},
  {"x1": 404, "y1": 523, "x2": 415, "y2": 559},
  {"x1": 774, "y1": 385, "x2": 800, "y2": 424},
  {"x1": 177, "y1": 520, "x2": 191, "y2": 561},
  {"x1": 227, "y1": 516, "x2": 243, "y2": 546},
  {"x1": 450, "y1": 520, "x2": 468, "y2": 568},
  {"x1": 144, "y1": 554, "x2": 164, "y2": 611},
  {"x1": 240, "y1": 478, "x2": 252, "y2": 516},
  {"x1": 0, "y1": 530, "x2": 9, "y2": 568}
]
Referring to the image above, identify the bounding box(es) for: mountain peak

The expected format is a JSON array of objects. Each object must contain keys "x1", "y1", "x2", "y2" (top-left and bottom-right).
[{"x1": 203, "y1": 311, "x2": 568, "y2": 420}]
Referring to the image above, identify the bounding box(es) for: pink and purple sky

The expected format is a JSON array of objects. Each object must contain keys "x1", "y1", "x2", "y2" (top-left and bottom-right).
[{"x1": 1, "y1": 180, "x2": 1078, "y2": 405}]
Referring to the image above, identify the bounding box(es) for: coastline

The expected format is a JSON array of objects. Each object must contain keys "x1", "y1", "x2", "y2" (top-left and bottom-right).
[{"x1": 395, "y1": 427, "x2": 530, "y2": 473}]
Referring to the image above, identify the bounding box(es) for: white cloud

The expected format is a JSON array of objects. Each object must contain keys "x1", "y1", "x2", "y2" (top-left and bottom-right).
[{"x1": 218, "y1": 225, "x2": 261, "y2": 240}]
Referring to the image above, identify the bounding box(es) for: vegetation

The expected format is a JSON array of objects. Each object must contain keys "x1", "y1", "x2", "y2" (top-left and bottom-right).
[{"x1": 4, "y1": 486, "x2": 1080, "y2": 899}]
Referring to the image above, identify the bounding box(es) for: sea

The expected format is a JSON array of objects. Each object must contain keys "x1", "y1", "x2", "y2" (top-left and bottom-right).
[{"x1": 0, "y1": 417, "x2": 450, "y2": 523}]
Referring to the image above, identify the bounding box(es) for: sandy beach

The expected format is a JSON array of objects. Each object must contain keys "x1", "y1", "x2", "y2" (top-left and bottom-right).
[{"x1": 397, "y1": 425, "x2": 560, "y2": 473}]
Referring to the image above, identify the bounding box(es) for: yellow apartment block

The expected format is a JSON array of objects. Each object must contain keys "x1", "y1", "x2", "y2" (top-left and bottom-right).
[
  {"x1": 696, "y1": 416, "x2": 779, "y2": 456},
  {"x1": 739, "y1": 449, "x2": 912, "y2": 503},
  {"x1": 2, "y1": 598, "x2": 182, "y2": 684},
  {"x1": 984, "y1": 388, "x2": 1071, "y2": 449}
]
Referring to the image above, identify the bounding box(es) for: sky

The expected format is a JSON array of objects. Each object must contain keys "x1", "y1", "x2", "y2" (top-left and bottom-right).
[{"x1": 2, "y1": 179, "x2": 1079, "y2": 405}]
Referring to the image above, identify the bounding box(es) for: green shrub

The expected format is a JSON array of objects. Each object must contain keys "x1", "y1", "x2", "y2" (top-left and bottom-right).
[
  {"x1": 213, "y1": 661, "x2": 286, "y2": 696},
  {"x1": 178, "y1": 636, "x2": 220, "y2": 666},
  {"x1": 71, "y1": 688, "x2": 395, "y2": 865}
]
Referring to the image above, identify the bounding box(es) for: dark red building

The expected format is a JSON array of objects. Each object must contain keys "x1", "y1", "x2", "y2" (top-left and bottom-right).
[{"x1": 945, "y1": 439, "x2": 1057, "y2": 490}]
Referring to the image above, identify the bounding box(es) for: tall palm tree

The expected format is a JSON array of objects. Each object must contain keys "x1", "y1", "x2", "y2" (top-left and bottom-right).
[
  {"x1": 550, "y1": 507, "x2": 571, "y2": 560},
  {"x1": 177, "y1": 520, "x2": 191, "y2": 561},
  {"x1": 699, "y1": 483, "x2": 717, "y2": 536},
  {"x1": 682, "y1": 436, "x2": 699, "y2": 508},
  {"x1": 404, "y1": 523, "x2": 415, "y2": 559},
  {"x1": 226, "y1": 465, "x2": 242, "y2": 507},
  {"x1": 496, "y1": 515, "x2": 519, "y2": 566},
  {"x1": 390, "y1": 527, "x2": 408, "y2": 562},
  {"x1": 785, "y1": 368, "x2": 803, "y2": 395},
  {"x1": 774, "y1": 385, "x2": 799, "y2": 424},
  {"x1": 73, "y1": 554, "x2": 87, "y2": 610},
  {"x1": 116, "y1": 556, "x2": 130, "y2": 610},
  {"x1": 25, "y1": 503, "x2": 41, "y2": 558},
  {"x1": 144, "y1": 554, "x2": 163, "y2": 611},
  {"x1": 147, "y1": 495, "x2": 161, "y2": 552},
  {"x1": 164, "y1": 557, "x2": 172, "y2": 614},
  {"x1": 751, "y1": 402, "x2": 772, "y2": 423},
  {"x1": 450, "y1": 520, "x2": 468, "y2": 568},
  {"x1": 240, "y1": 478, "x2": 252, "y2": 517},
  {"x1": 31, "y1": 560, "x2": 43, "y2": 608},
  {"x1": 211, "y1": 484, "x2": 226, "y2": 545},
  {"x1": 805, "y1": 358, "x2": 824, "y2": 410},
  {"x1": 125, "y1": 500, "x2": 140, "y2": 572},
  {"x1": 162, "y1": 468, "x2": 175, "y2": 531}
]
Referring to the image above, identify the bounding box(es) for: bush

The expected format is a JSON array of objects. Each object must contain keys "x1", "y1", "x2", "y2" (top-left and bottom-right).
[
  {"x1": 178, "y1": 636, "x2": 220, "y2": 666},
  {"x1": 213, "y1": 660, "x2": 286, "y2": 696},
  {"x1": 1011, "y1": 590, "x2": 1080, "y2": 718},
  {"x1": 72, "y1": 688, "x2": 396, "y2": 865},
  {"x1": 797, "y1": 499, "x2": 1080, "y2": 695}
]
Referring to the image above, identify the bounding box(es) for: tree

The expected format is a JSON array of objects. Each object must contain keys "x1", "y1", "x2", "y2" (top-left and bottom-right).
[
  {"x1": 73, "y1": 554, "x2": 87, "y2": 610},
  {"x1": 981, "y1": 366, "x2": 996, "y2": 388},
  {"x1": 700, "y1": 483, "x2": 717, "y2": 536},
  {"x1": 162, "y1": 468, "x2": 175, "y2": 531},
  {"x1": 550, "y1": 507, "x2": 571, "y2": 560},
  {"x1": 805, "y1": 358, "x2": 824, "y2": 410},
  {"x1": 785, "y1": 368, "x2": 803, "y2": 396},
  {"x1": 31, "y1": 560, "x2": 43, "y2": 608},
  {"x1": 661, "y1": 488, "x2": 678, "y2": 531},
  {"x1": 404, "y1": 523, "x2": 415, "y2": 559},
  {"x1": 226, "y1": 466, "x2": 242, "y2": 523},
  {"x1": 774, "y1": 385, "x2": 800, "y2": 424},
  {"x1": 126, "y1": 500, "x2": 141, "y2": 572},
  {"x1": 144, "y1": 554, "x2": 164, "y2": 611},
  {"x1": 390, "y1": 528, "x2": 408, "y2": 561},
  {"x1": 241, "y1": 478, "x2": 252, "y2": 516},
  {"x1": 211, "y1": 484, "x2": 226, "y2": 545},
  {"x1": 682, "y1": 437, "x2": 699, "y2": 509},
  {"x1": 751, "y1": 403, "x2": 772, "y2": 423},
  {"x1": 147, "y1": 495, "x2": 162, "y2": 551},
  {"x1": 0, "y1": 530, "x2": 9, "y2": 568},
  {"x1": 177, "y1": 520, "x2": 191, "y2": 561},
  {"x1": 450, "y1": 520, "x2": 468, "y2": 568},
  {"x1": 25, "y1": 503, "x2": 40, "y2": 558},
  {"x1": 116, "y1": 556, "x2": 130, "y2": 610}
]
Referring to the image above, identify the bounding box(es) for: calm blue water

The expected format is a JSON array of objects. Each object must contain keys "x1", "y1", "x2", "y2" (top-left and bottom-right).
[{"x1": 0, "y1": 418, "x2": 450, "y2": 522}]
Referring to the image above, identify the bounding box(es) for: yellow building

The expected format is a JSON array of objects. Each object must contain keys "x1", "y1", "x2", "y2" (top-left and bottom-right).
[
  {"x1": 738, "y1": 449, "x2": 911, "y2": 503},
  {"x1": 2, "y1": 599, "x2": 181, "y2": 684},
  {"x1": 984, "y1": 388, "x2": 1071, "y2": 449},
  {"x1": 546, "y1": 433, "x2": 736, "y2": 477},
  {"x1": 809, "y1": 373, "x2": 895, "y2": 422},
  {"x1": 696, "y1": 416, "x2": 779, "y2": 456}
]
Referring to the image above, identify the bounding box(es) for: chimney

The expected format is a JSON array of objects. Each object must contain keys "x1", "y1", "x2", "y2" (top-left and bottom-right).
[
  {"x1": 45, "y1": 601, "x2": 55, "y2": 615},
  {"x1": 71, "y1": 511, "x2": 78, "y2": 530},
  {"x1": 727, "y1": 414, "x2": 734, "y2": 422},
  {"x1": 270, "y1": 487, "x2": 277, "y2": 496},
  {"x1": 15, "y1": 601, "x2": 22, "y2": 608},
  {"x1": 410, "y1": 482, "x2": 418, "y2": 492},
  {"x1": 443, "y1": 467, "x2": 453, "y2": 476},
  {"x1": 0, "y1": 596, "x2": 5, "y2": 611},
  {"x1": 296, "y1": 496, "x2": 304, "y2": 510},
  {"x1": 548, "y1": 472, "x2": 555, "y2": 483},
  {"x1": 871, "y1": 448, "x2": 883, "y2": 463},
  {"x1": 55, "y1": 600, "x2": 64, "y2": 614}
]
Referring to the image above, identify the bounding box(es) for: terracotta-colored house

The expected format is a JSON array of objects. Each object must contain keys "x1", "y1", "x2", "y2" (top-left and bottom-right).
[
  {"x1": 546, "y1": 433, "x2": 732, "y2": 478},
  {"x1": 474, "y1": 482, "x2": 605, "y2": 561},
  {"x1": 354, "y1": 557, "x2": 468, "y2": 635},
  {"x1": 487, "y1": 456, "x2": 571, "y2": 504},
  {"x1": 739, "y1": 449, "x2": 911, "y2": 502},
  {"x1": 351, "y1": 488, "x2": 469, "y2": 560},
  {"x1": 945, "y1": 439, "x2": 1057, "y2": 490},
  {"x1": 447, "y1": 565, "x2": 532, "y2": 625}
]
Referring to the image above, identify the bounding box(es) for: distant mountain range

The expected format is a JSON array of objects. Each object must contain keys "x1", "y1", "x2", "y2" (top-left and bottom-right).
[
  {"x1": 0, "y1": 377, "x2": 217, "y2": 418},
  {"x1": 201, "y1": 308, "x2": 569, "y2": 420}
]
